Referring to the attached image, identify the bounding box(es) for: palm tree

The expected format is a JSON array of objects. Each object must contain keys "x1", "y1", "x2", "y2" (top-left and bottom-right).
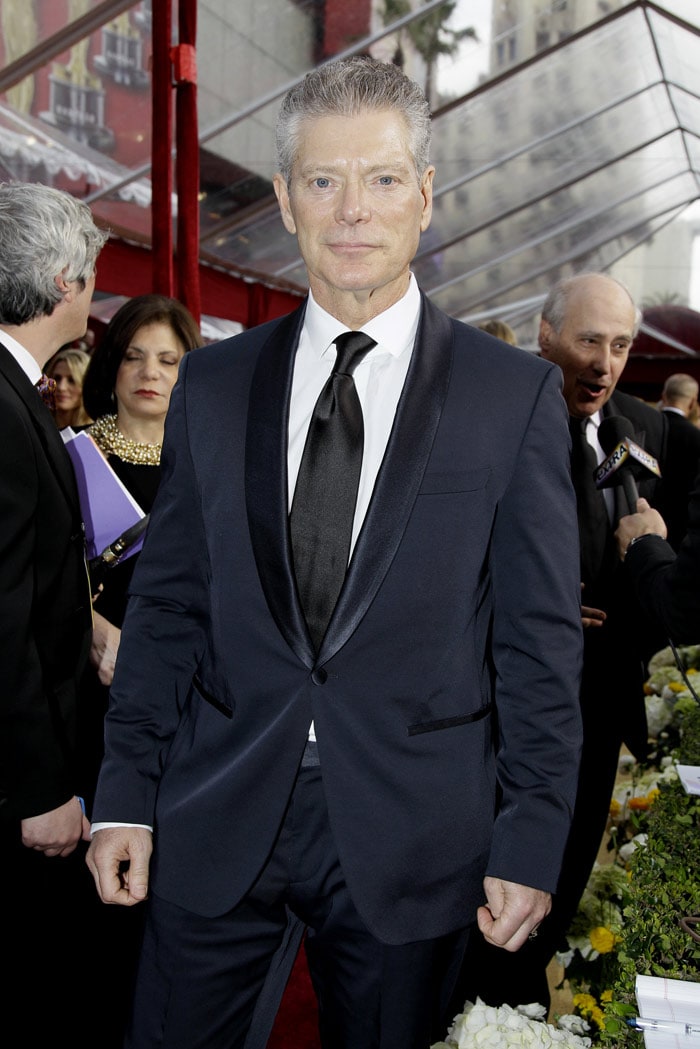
[{"x1": 382, "y1": 0, "x2": 478, "y2": 107}]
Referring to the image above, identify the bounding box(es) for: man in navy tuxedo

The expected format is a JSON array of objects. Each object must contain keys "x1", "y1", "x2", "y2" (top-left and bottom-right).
[
  {"x1": 86, "y1": 57, "x2": 583, "y2": 1049},
  {"x1": 0, "y1": 181, "x2": 106, "y2": 1039}
]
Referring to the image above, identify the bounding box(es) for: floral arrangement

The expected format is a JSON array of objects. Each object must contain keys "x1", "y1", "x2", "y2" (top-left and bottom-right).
[
  {"x1": 431, "y1": 998, "x2": 592, "y2": 1048},
  {"x1": 555, "y1": 644, "x2": 700, "y2": 1045}
]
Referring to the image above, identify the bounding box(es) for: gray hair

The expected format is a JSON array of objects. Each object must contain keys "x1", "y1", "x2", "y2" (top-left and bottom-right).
[
  {"x1": 0, "y1": 181, "x2": 107, "y2": 325},
  {"x1": 541, "y1": 272, "x2": 642, "y2": 338},
  {"x1": 275, "y1": 56, "x2": 431, "y2": 185}
]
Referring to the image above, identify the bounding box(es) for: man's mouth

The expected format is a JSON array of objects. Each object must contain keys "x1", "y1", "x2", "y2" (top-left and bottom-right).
[{"x1": 579, "y1": 380, "x2": 606, "y2": 398}]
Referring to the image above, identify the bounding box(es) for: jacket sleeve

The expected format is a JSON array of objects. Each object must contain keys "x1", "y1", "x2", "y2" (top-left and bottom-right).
[
  {"x1": 624, "y1": 466, "x2": 700, "y2": 643},
  {"x1": 486, "y1": 362, "x2": 584, "y2": 891}
]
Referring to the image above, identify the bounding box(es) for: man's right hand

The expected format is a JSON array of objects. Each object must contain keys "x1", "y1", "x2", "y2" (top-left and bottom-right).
[
  {"x1": 86, "y1": 826, "x2": 152, "y2": 906},
  {"x1": 580, "y1": 583, "x2": 606, "y2": 630},
  {"x1": 21, "y1": 796, "x2": 85, "y2": 857}
]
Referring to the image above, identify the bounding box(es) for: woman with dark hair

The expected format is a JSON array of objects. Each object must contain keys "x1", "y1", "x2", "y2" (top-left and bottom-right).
[
  {"x1": 78, "y1": 294, "x2": 202, "y2": 1046},
  {"x1": 83, "y1": 294, "x2": 202, "y2": 640}
]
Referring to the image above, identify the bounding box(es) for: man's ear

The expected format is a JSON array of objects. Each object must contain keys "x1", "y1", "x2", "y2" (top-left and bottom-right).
[
  {"x1": 54, "y1": 271, "x2": 72, "y2": 301},
  {"x1": 538, "y1": 319, "x2": 553, "y2": 356},
  {"x1": 272, "y1": 173, "x2": 297, "y2": 235}
]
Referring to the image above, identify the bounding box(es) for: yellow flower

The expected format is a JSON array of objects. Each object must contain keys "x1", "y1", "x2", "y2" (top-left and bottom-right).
[
  {"x1": 600, "y1": 989, "x2": 613, "y2": 1003},
  {"x1": 589, "y1": 926, "x2": 617, "y2": 953},
  {"x1": 573, "y1": 993, "x2": 605, "y2": 1029},
  {"x1": 609, "y1": 798, "x2": 621, "y2": 818},
  {"x1": 668, "y1": 681, "x2": 686, "y2": 692},
  {"x1": 629, "y1": 795, "x2": 650, "y2": 811},
  {"x1": 589, "y1": 1006, "x2": 605, "y2": 1029}
]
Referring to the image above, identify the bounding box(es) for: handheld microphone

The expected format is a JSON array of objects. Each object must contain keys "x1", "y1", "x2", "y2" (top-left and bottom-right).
[{"x1": 594, "y1": 416, "x2": 661, "y2": 514}]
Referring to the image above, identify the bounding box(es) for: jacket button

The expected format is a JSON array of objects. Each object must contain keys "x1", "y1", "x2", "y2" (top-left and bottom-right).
[{"x1": 311, "y1": 667, "x2": 327, "y2": 685}]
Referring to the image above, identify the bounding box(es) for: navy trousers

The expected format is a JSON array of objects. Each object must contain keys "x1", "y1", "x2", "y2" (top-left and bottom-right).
[{"x1": 126, "y1": 760, "x2": 471, "y2": 1049}]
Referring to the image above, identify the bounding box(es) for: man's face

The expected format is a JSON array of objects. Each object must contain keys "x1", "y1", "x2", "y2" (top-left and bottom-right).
[
  {"x1": 539, "y1": 277, "x2": 636, "y2": 419},
  {"x1": 273, "y1": 109, "x2": 434, "y2": 320}
]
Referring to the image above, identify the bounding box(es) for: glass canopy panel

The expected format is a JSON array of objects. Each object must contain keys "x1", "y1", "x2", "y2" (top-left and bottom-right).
[
  {"x1": 426, "y1": 90, "x2": 680, "y2": 256},
  {"x1": 431, "y1": 6, "x2": 661, "y2": 189},
  {"x1": 648, "y1": 7, "x2": 700, "y2": 96},
  {"x1": 670, "y1": 86, "x2": 700, "y2": 139},
  {"x1": 425, "y1": 131, "x2": 693, "y2": 284},
  {"x1": 425, "y1": 171, "x2": 698, "y2": 322},
  {"x1": 498, "y1": 207, "x2": 690, "y2": 342},
  {"x1": 202, "y1": 203, "x2": 299, "y2": 277}
]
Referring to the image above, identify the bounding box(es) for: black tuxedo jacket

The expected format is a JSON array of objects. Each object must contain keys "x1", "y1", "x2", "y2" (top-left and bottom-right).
[
  {"x1": 657, "y1": 408, "x2": 700, "y2": 551},
  {"x1": 625, "y1": 461, "x2": 700, "y2": 644},
  {"x1": 94, "y1": 295, "x2": 584, "y2": 944},
  {"x1": 0, "y1": 343, "x2": 93, "y2": 820},
  {"x1": 577, "y1": 389, "x2": 669, "y2": 756}
]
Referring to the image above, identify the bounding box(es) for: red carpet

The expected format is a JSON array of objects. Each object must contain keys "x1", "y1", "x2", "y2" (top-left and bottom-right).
[{"x1": 266, "y1": 945, "x2": 321, "y2": 1048}]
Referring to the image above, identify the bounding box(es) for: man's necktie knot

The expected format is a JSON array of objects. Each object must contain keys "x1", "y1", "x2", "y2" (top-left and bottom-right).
[
  {"x1": 331, "y1": 330, "x2": 376, "y2": 377},
  {"x1": 290, "y1": 330, "x2": 377, "y2": 651},
  {"x1": 35, "y1": 373, "x2": 57, "y2": 411}
]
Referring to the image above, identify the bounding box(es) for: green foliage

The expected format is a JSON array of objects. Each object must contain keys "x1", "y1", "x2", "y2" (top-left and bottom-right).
[
  {"x1": 597, "y1": 769, "x2": 700, "y2": 1046},
  {"x1": 560, "y1": 657, "x2": 700, "y2": 1047}
]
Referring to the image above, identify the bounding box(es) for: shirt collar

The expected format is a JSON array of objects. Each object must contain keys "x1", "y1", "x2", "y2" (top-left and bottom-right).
[
  {"x1": 0, "y1": 328, "x2": 42, "y2": 384},
  {"x1": 303, "y1": 273, "x2": 421, "y2": 362}
]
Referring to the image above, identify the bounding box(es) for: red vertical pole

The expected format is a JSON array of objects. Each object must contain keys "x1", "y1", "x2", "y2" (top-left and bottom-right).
[
  {"x1": 173, "y1": 0, "x2": 201, "y2": 323},
  {"x1": 151, "y1": 0, "x2": 174, "y2": 295}
]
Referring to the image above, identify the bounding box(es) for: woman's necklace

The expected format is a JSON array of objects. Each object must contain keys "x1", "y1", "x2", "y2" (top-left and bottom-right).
[{"x1": 89, "y1": 414, "x2": 162, "y2": 466}]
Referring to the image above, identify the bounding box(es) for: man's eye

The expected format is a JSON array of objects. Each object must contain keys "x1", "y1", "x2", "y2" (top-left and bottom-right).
[
  {"x1": 378, "y1": 176, "x2": 395, "y2": 185},
  {"x1": 313, "y1": 178, "x2": 331, "y2": 188}
]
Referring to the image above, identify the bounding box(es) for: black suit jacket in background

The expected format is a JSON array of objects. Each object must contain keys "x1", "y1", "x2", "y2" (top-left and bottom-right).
[
  {"x1": 625, "y1": 461, "x2": 700, "y2": 644},
  {"x1": 0, "y1": 343, "x2": 92, "y2": 820},
  {"x1": 657, "y1": 407, "x2": 700, "y2": 552}
]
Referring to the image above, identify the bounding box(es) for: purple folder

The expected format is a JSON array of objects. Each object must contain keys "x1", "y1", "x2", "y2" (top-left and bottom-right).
[{"x1": 62, "y1": 429, "x2": 146, "y2": 562}]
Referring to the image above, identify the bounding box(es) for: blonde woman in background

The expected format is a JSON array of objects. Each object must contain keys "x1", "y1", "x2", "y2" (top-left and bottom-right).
[
  {"x1": 45, "y1": 345, "x2": 93, "y2": 429},
  {"x1": 477, "y1": 318, "x2": 518, "y2": 345}
]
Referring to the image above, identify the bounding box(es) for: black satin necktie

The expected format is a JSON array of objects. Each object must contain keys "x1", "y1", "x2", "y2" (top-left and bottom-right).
[
  {"x1": 290, "y1": 330, "x2": 377, "y2": 651},
  {"x1": 569, "y1": 416, "x2": 609, "y2": 585}
]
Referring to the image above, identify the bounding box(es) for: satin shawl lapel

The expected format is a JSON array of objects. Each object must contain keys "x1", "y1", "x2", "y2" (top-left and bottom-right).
[
  {"x1": 245, "y1": 303, "x2": 314, "y2": 664},
  {"x1": 319, "y1": 294, "x2": 454, "y2": 661},
  {"x1": 0, "y1": 344, "x2": 81, "y2": 515}
]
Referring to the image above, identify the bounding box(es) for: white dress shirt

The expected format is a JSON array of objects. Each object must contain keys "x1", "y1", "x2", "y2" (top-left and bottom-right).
[{"x1": 583, "y1": 411, "x2": 614, "y2": 522}]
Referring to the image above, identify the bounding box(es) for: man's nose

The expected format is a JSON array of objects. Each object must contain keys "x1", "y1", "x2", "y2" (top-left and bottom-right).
[
  {"x1": 591, "y1": 346, "x2": 614, "y2": 374},
  {"x1": 336, "y1": 181, "x2": 370, "y2": 223}
]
